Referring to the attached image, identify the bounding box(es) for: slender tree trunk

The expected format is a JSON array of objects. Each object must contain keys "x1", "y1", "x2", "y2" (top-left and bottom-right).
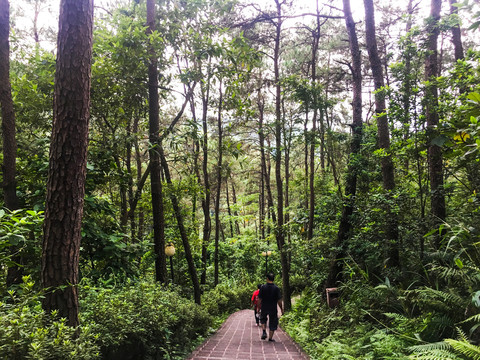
[
  {"x1": 200, "y1": 64, "x2": 212, "y2": 285},
  {"x1": 308, "y1": 14, "x2": 320, "y2": 241},
  {"x1": 185, "y1": 82, "x2": 202, "y2": 240},
  {"x1": 283, "y1": 106, "x2": 291, "y2": 251},
  {"x1": 449, "y1": 0, "x2": 464, "y2": 62},
  {"x1": 41, "y1": 0, "x2": 93, "y2": 327},
  {"x1": 273, "y1": 0, "x2": 291, "y2": 312},
  {"x1": 214, "y1": 82, "x2": 223, "y2": 286},
  {"x1": 325, "y1": 0, "x2": 363, "y2": 289},
  {"x1": 425, "y1": 0, "x2": 445, "y2": 248},
  {"x1": 126, "y1": 119, "x2": 136, "y2": 241},
  {"x1": 402, "y1": 0, "x2": 414, "y2": 172},
  {"x1": 147, "y1": 0, "x2": 167, "y2": 284},
  {"x1": 159, "y1": 145, "x2": 201, "y2": 304},
  {"x1": 258, "y1": 98, "x2": 277, "y2": 226},
  {"x1": 364, "y1": 0, "x2": 399, "y2": 269},
  {"x1": 133, "y1": 117, "x2": 143, "y2": 241},
  {"x1": 0, "y1": 0, "x2": 18, "y2": 211},
  {"x1": 226, "y1": 177, "x2": 234, "y2": 237},
  {"x1": 304, "y1": 106, "x2": 309, "y2": 211},
  {"x1": 114, "y1": 155, "x2": 129, "y2": 231},
  {"x1": 1, "y1": 0, "x2": 22, "y2": 287},
  {"x1": 133, "y1": 117, "x2": 145, "y2": 241},
  {"x1": 231, "y1": 180, "x2": 240, "y2": 234}
]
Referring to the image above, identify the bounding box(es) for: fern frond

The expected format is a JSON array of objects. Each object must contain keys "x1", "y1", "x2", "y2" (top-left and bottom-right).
[
  {"x1": 411, "y1": 287, "x2": 465, "y2": 307},
  {"x1": 408, "y1": 341, "x2": 451, "y2": 352},
  {"x1": 462, "y1": 314, "x2": 480, "y2": 324},
  {"x1": 408, "y1": 348, "x2": 463, "y2": 359},
  {"x1": 384, "y1": 312, "x2": 409, "y2": 322},
  {"x1": 428, "y1": 314, "x2": 455, "y2": 331},
  {"x1": 445, "y1": 338, "x2": 480, "y2": 360},
  {"x1": 455, "y1": 326, "x2": 468, "y2": 342}
]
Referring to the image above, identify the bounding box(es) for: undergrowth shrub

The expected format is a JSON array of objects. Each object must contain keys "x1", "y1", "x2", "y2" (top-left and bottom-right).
[
  {"x1": 201, "y1": 280, "x2": 254, "y2": 317},
  {"x1": 282, "y1": 283, "x2": 417, "y2": 359},
  {"x1": 80, "y1": 280, "x2": 212, "y2": 360},
  {"x1": 0, "y1": 277, "x2": 99, "y2": 360}
]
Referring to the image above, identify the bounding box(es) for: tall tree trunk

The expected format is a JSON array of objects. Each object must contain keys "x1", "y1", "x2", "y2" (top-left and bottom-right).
[
  {"x1": 363, "y1": 0, "x2": 399, "y2": 269},
  {"x1": 273, "y1": 0, "x2": 291, "y2": 312},
  {"x1": 258, "y1": 98, "x2": 276, "y2": 226},
  {"x1": 200, "y1": 64, "x2": 212, "y2": 285},
  {"x1": 231, "y1": 180, "x2": 240, "y2": 234},
  {"x1": 402, "y1": 0, "x2": 414, "y2": 172},
  {"x1": 304, "y1": 108, "x2": 309, "y2": 211},
  {"x1": 126, "y1": 119, "x2": 135, "y2": 241},
  {"x1": 114, "y1": 155, "x2": 129, "y2": 231},
  {"x1": 425, "y1": 0, "x2": 445, "y2": 248},
  {"x1": 133, "y1": 117, "x2": 143, "y2": 241},
  {"x1": 0, "y1": 0, "x2": 18, "y2": 212},
  {"x1": 325, "y1": 0, "x2": 363, "y2": 289},
  {"x1": 449, "y1": 0, "x2": 464, "y2": 63},
  {"x1": 1, "y1": 0, "x2": 22, "y2": 287},
  {"x1": 147, "y1": 0, "x2": 167, "y2": 284},
  {"x1": 226, "y1": 177, "x2": 234, "y2": 237},
  {"x1": 159, "y1": 145, "x2": 201, "y2": 304},
  {"x1": 214, "y1": 82, "x2": 223, "y2": 286},
  {"x1": 41, "y1": 0, "x2": 93, "y2": 327},
  {"x1": 283, "y1": 103, "x2": 291, "y2": 255},
  {"x1": 307, "y1": 12, "x2": 320, "y2": 241}
]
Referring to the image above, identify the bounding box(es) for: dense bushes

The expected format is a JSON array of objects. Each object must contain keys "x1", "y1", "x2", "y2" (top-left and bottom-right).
[
  {"x1": 0, "y1": 278, "x2": 100, "y2": 360},
  {"x1": 80, "y1": 280, "x2": 212, "y2": 360},
  {"x1": 0, "y1": 277, "x2": 256, "y2": 360},
  {"x1": 281, "y1": 285, "x2": 415, "y2": 359},
  {"x1": 202, "y1": 280, "x2": 254, "y2": 317},
  {"x1": 282, "y1": 269, "x2": 480, "y2": 359}
]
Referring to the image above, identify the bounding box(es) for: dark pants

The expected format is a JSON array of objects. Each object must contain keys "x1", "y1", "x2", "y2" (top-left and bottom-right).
[
  {"x1": 254, "y1": 308, "x2": 260, "y2": 324},
  {"x1": 260, "y1": 309, "x2": 278, "y2": 331}
]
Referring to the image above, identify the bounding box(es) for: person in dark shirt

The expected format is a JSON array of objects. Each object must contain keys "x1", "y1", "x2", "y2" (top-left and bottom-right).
[{"x1": 258, "y1": 272, "x2": 284, "y2": 342}]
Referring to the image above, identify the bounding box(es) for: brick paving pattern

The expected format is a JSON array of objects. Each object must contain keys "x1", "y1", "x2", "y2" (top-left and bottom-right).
[{"x1": 186, "y1": 309, "x2": 309, "y2": 360}]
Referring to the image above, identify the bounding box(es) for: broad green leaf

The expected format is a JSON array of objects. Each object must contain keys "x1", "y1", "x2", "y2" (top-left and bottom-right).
[{"x1": 7, "y1": 234, "x2": 25, "y2": 246}]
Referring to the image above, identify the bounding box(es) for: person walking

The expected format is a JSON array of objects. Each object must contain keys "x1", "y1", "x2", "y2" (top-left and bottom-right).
[
  {"x1": 251, "y1": 284, "x2": 262, "y2": 326},
  {"x1": 258, "y1": 272, "x2": 284, "y2": 342}
]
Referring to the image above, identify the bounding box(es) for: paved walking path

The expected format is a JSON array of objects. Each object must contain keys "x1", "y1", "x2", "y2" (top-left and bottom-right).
[{"x1": 186, "y1": 309, "x2": 309, "y2": 360}]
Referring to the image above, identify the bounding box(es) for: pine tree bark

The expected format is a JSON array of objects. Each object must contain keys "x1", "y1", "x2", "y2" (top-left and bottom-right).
[
  {"x1": 0, "y1": 0, "x2": 18, "y2": 212},
  {"x1": 1, "y1": 0, "x2": 22, "y2": 287},
  {"x1": 147, "y1": 0, "x2": 167, "y2": 284},
  {"x1": 41, "y1": 0, "x2": 93, "y2": 327},
  {"x1": 273, "y1": 0, "x2": 291, "y2": 312},
  {"x1": 363, "y1": 0, "x2": 399, "y2": 269},
  {"x1": 325, "y1": 0, "x2": 363, "y2": 289},
  {"x1": 425, "y1": 0, "x2": 445, "y2": 248}
]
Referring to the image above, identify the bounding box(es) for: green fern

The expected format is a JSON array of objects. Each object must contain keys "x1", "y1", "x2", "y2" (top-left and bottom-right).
[
  {"x1": 444, "y1": 339, "x2": 480, "y2": 360},
  {"x1": 409, "y1": 341, "x2": 452, "y2": 353},
  {"x1": 461, "y1": 314, "x2": 480, "y2": 324},
  {"x1": 408, "y1": 348, "x2": 464, "y2": 359},
  {"x1": 409, "y1": 327, "x2": 480, "y2": 360},
  {"x1": 413, "y1": 288, "x2": 464, "y2": 307}
]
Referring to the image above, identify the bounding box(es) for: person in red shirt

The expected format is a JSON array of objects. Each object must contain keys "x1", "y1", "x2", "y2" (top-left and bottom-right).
[{"x1": 251, "y1": 284, "x2": 262, "y2": 326}]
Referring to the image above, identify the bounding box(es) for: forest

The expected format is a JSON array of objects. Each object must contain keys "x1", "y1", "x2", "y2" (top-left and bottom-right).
[{"x1": 1, "y1": 0, "x2": 480, "y2": 358}]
